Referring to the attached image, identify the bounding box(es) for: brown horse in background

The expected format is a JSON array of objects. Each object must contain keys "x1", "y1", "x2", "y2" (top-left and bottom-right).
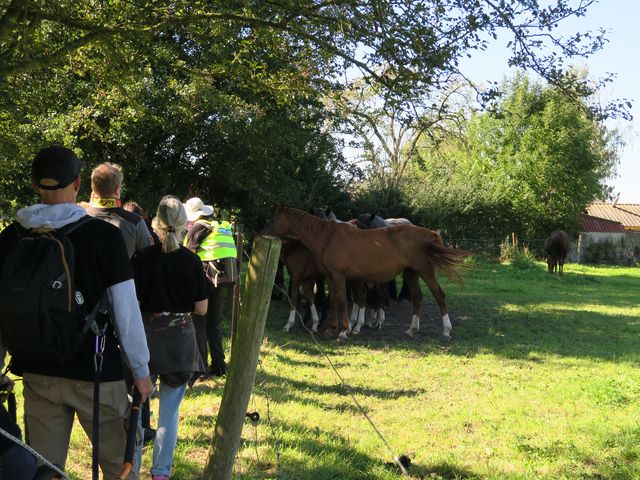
[
  {"x1": 545, "y1": 229, "x2": 570, "y2": 275},
  {"x1": 265, "y1": 206, "x2": 471, "y2": 341}
]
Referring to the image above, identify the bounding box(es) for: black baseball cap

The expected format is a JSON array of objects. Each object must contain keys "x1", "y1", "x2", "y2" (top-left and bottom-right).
[{"x1": 31, "y1": 146, "x2": 83, "y2": 190}]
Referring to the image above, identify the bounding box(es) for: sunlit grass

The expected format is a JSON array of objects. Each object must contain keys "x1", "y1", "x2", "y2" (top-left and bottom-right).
[{"x1": 8, "y1": 261, "x2": 640, "y2": 479}]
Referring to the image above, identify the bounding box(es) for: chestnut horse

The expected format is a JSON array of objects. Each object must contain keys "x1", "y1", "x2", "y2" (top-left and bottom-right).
[
  {"x1": 265, "y1": 206, "x2": 471, "y2": 340},
  {"x1": 544, "y1": 229, "x2": 570, "y2": 275}
]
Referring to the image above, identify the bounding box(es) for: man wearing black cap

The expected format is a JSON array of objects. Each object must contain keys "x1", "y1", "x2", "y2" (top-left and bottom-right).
[{"x1": 0, "y1": 146, "x2": 154, "y2": 479}]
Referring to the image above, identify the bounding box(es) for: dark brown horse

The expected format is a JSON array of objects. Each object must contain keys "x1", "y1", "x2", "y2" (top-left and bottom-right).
[
  {"x1": 265, "y1": 206, "x2": 471, "y2": 340},
  {"x1": 280, "y1": 240, "x2": 327, "y2": 333},
  {"x1": 545, "y1": 229, "x2": 570, "y2": 275}
]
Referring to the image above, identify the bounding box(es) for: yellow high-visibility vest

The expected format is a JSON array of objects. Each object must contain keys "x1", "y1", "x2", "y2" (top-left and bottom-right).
[{"x1": 189, "y1": 220, "x2": 237, "y2": 261}]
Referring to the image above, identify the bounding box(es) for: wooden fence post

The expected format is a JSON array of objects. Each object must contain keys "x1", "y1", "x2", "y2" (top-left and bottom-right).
[
  {"x1": 231, "y1": 229, "x2": 244, "y2": 340},
  {"x1": 203, "y1": 235, "x2": 281, "y2": 480}
]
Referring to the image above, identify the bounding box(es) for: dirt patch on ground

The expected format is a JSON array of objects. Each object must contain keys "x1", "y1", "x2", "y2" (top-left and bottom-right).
[{"x1": 285, "y1": 298, "x2": 462, "y2": 344}]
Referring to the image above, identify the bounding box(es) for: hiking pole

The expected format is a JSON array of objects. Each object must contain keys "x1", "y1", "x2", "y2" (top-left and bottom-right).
[{"x1": 118, "y1": 387, "x2": 142, "y2": 480}]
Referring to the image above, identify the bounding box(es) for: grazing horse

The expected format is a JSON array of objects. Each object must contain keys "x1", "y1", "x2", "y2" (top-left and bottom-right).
[
  {"x1": 545, "y1": 229, "x2": 570, "y2": 275},
  {"x1": 265, "y1": 206, "x2": 470, "y2": 340}
]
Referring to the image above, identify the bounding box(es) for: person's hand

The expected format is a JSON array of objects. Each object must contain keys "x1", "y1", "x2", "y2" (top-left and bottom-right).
[{"x1": 133, "y1": 376, "x2": 155, "y2": 403}]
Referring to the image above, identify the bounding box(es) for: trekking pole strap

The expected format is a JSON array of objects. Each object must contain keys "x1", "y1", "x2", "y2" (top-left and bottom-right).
[{"x1": 92, "y1": 323, "x2": 107, "y2": 480}]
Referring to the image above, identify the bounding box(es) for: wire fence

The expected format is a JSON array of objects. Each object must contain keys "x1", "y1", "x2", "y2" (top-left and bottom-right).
[
  {"x1": 239, "y1": 245, "x2": 411, "y2": 479},
  {"x1": 447, "y1": 236, "x2": 550, "y2": 259}
]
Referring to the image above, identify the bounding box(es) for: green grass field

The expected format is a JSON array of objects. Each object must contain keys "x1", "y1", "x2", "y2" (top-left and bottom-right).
[{"x1": 9, "y1": 260, "x2": 640, "y2": 479}]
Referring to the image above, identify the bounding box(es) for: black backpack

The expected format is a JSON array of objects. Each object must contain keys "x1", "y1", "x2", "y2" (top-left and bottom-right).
[{"x1": 0, "y1": 216, "x2": 96, "y2": 366}]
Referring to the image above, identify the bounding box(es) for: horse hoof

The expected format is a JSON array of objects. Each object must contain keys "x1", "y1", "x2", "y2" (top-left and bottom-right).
[
  {"x1": 322, "y1": 328, "x2": 336, "y2": 339},
  {"x1": 441, "y1": 334, "x2": 452, "y2": 343},
  {"x1": 405, "y1": 328, "x2": 414, "y2": 338},
  {"x1": 283, "y1": 326, "x2": 291, "y2": 333},
  {"x1": 352, "y1": 328, "x2": 360, "y2": 335},
  {"x1": 337, "y1": 331, "x2": 349, "y2": 342}
]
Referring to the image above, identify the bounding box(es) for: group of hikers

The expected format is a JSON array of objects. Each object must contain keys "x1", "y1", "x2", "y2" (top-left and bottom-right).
[{"x1": 0, "y1": 146, "x2": 238, "y2": 479}]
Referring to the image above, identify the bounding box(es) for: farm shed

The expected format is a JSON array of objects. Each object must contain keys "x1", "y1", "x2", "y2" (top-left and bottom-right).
[{"x1": 575, "y1": 202, "x2": 640, "y2": 265}]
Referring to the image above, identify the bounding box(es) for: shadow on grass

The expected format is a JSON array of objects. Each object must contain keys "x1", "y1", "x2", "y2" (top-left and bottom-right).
[
  {"x1": 252, "y1": 369, "x2": 427, "y2": 416},
  {"x1": 266, "y1": 262, "x2": 640, "y2": 365},
  {"x1": 234, "y1": 417, "x2": 485, "y2": 480}
]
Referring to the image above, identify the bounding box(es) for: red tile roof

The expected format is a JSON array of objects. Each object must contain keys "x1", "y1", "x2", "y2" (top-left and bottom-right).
[
  {"x1": 585, "y1": 203, "x2": 640, "y2": 231},
  {"x1": 580, "y1": 214, "x2": 626, "y2": 233}
]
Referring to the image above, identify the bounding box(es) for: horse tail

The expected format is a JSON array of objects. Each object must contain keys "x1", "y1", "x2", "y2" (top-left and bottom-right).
[{"x1": 424, "y1": 241, "x2": 472, "y2": 287}]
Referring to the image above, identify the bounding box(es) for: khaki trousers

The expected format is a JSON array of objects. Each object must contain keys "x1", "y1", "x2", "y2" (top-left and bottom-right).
[{"x1": 22, "y1": 373, "x2": 140, "y2": 479}]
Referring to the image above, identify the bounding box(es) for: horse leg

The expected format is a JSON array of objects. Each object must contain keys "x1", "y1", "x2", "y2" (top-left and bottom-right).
[
  {"x1": 403, "y1": 269, "x2": 422, "y2": 337},
  {"x1": 419, "y1": 262, "x2": 452, "y2": 342},
  {"x1": 272, "y1": 261, "x2": 286, "y2": 300},
  {"x1": 398, "y1": 272, "x2": 411, "y2": 301},
  {"x1": 301, "y1": 279, "x2": 320, "y2": 332},
  {"x1": 316, "y1": 278, "x2": 328, "y2": 327},
  {"x1": 387, "y1": 278, "x2": 398, "y2": 301},
  {"x1": 375, "y1": 282, "x2": 389, "y2": 330},
  {"x1": 559, "y1": 256, "x2": 565, "y2": 276},
  {"x1": 323, "y1": 279, "x2": 339, "y2": 338},
  {"x1": 376, "y1": 308, "x2": 385, "y2": 330},
  {"x1": 350, "y1": 280, "x2": 367, "y2": 335},
  {"x1": 283, "y1": 275, "x2": 301, "y2": 332},
  {"x1": 332, "y1": 275, "x2": 351, "y2": 341},
  {"x1": 349, "y1": 303, "x2": 359, "y2": 330}
]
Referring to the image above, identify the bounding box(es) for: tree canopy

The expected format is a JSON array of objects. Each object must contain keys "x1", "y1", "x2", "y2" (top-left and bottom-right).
[
  {"x1": 0, "y1": 0, "x2": 628, "y2": 229},
  {"x1": 404, "y1": 72, "x2": 620, "y2": 241}
]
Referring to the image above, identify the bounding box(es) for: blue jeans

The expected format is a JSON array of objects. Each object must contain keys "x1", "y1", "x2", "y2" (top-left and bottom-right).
[{"x1": 150, "y1": 379, "x2": 188, "y2": 476}]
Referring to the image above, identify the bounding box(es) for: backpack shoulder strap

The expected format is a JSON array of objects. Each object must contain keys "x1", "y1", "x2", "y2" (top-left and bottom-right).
[
  {"x1": 195, "y1": 219, "x2": 214, "y2": 230},
  {"x1": 57, "y1": 215, "x2": 95, "y2": 236}
]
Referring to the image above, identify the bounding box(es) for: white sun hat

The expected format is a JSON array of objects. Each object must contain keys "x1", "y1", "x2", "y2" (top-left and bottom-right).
[{"x1": 184, "y1": 197, "x2": 214, "y2": 222}]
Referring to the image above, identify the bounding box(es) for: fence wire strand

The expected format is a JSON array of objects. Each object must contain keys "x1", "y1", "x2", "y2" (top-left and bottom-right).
[
  {"x1": 270, "y1": 281, "x2": 412, "y2": 479},
  {"x1": 240, "y1": 243, "x2": 410, "y2": 478}
]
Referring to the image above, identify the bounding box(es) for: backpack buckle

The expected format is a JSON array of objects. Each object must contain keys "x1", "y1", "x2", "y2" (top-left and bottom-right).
[{"x1": 51, "y1": 280, "x2": 63, "y2": 289}]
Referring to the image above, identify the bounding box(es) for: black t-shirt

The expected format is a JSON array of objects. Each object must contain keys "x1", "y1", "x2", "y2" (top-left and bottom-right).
[
  {"x1": 0, "y1": 217, "x2": 132, "y2": 381},
  {"x1": 131, "y1": 244, "x2": 208, "y2": 313}
]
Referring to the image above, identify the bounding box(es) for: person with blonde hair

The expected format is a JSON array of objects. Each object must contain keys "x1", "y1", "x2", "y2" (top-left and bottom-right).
[{"x1": 131, "y1": 195, "x2": 208, "y2": 480}]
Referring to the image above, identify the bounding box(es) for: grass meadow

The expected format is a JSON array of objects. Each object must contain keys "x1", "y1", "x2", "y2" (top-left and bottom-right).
[{"x1": 9, "y1": 260, "x2": 640, "y2": 479}]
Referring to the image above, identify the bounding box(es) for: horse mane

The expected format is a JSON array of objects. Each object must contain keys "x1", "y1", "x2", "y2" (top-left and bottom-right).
[{"x1": 282, "y1": 207, "x2": 339, "y2": 239}]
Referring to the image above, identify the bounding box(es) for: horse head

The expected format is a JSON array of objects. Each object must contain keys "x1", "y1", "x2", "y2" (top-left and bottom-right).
[
  {"x1": 263, "y1": 205, "x2": 297, "y2": 239},
  {"x1": 356, "y1": 212, "x2": 388, "y2": 229},
  {"x1": 312, "y1": 207, "x2": 337, "y2": 221}
]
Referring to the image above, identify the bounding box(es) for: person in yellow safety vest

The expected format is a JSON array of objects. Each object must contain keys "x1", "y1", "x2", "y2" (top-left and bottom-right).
[
  {"x1": 182, "y1": 197, "x2": 234, "y2": 378},
  {"x1": 192, "y1": 220, "x2": 237, "y2": 262}
]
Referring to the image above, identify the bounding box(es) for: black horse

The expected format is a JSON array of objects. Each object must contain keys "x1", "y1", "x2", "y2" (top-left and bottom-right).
[{"x1": 544, "y1": 230, "x2": 570, "y2": 275}]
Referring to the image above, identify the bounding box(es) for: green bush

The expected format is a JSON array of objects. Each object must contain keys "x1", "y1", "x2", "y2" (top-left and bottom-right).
[{"x1": 500, "y1": 237, "x2": 538, "y2": 269}]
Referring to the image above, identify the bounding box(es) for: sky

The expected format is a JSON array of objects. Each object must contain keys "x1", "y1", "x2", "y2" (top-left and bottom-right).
[{"x1": 459, "y1": 0, "x2": 640, "y2": 204}]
